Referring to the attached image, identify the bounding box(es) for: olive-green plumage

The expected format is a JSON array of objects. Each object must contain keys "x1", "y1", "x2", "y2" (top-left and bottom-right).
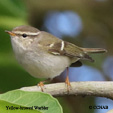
[{"x1": 35, "y1": 31, "x2": 106, "y2": 63}]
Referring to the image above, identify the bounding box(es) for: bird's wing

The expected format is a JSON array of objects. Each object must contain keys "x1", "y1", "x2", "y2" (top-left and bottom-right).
[
  {"x1": 38, "y1": 31, "x2": 94, "y2": 62},
  {"x1": 47, "y1": 40, "x2": 94, "y2": 62}
]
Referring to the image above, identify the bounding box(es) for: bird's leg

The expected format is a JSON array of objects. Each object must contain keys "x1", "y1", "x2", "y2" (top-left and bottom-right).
[
  {"x1": 65, "y1": 67, "x2": 71, "y2": 92},
  {"x1": 38, "y1": 78, "x2": 51, "y2": 92}
]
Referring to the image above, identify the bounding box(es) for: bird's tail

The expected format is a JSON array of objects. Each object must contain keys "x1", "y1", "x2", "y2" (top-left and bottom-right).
[
  {"x1": 81, "y1": 48, "x2": 107, "y2": 53},
  {"x1": 80, "y1": 47, "x2": 107, "y2": 62}
]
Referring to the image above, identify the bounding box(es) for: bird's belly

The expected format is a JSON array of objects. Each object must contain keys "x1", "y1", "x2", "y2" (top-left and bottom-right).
[{"x1": 16, "y1": 52, "x2": 71, "y2": 79}]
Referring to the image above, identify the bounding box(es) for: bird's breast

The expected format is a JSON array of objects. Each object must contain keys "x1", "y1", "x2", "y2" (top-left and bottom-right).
[
  {"x1": 21, "y1": 52, "x2": 71, "y2": 78},
  {"x1": 11, "y1": 38, "x2": 71, "y2": 78}
]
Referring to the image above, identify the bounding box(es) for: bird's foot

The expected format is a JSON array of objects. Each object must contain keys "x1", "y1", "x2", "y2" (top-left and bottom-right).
[
  {"x1": 65, "y1": 76, "x2": 71, "y2": 92},
  {"x1": 38, "y1": 78, "x2": 51, "y2": 92},
  {"x1": 38, "y1": 81, "x2": 45, "y2": 92}
]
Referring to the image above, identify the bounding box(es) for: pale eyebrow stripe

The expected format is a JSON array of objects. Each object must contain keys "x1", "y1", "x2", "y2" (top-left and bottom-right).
[{"x1": 13, "y1": 31, "x2": 40, "y2": 36}]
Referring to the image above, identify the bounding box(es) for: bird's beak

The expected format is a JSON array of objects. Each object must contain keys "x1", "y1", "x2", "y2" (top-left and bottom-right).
[{"x1": 5, "y1": 30, "x2": 16, "y2": 36}]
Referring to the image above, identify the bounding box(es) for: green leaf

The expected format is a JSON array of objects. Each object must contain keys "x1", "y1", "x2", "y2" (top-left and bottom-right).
[
  {"x1": 0, "y1": 0, "x2": 26, "y2": 18},
  {"x1": 0, "y1": 100, "x2": 40, "y2": 113},
  {"x1": 0, "y1": 90, "x2": 63, "y2": 113}
]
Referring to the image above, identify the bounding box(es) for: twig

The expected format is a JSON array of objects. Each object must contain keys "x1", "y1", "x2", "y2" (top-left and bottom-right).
[{"x1": 20, "y1": 81, "x2": 113, "y2": 100}]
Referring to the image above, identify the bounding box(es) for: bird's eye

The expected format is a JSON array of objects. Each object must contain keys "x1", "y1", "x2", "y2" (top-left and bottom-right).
[{"x1": 22, "y1": 34, "x2": 27, "y2": 38}]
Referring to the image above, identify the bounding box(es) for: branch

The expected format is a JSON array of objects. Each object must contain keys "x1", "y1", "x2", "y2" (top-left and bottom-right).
[{"x1": 20, "y1": 81, "x2": 113, "y2": 100}]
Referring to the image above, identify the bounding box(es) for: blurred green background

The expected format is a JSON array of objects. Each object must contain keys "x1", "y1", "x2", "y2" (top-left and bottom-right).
[{"x1": 0, "y1": 0, "x2": 113, "y2": 113}]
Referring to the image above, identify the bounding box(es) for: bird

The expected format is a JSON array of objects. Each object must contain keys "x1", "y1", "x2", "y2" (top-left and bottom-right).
[{"x1": 5, "y1": 25, "x2": 107, "y2": 91}]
